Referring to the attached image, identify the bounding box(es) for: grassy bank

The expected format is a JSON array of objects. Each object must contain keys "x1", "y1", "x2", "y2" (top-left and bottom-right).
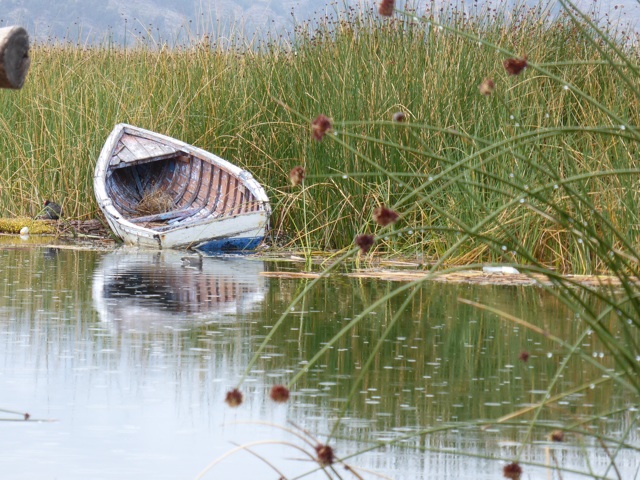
[{"x1": 0, "y1": 2, "x2": 639, "y2": 272}]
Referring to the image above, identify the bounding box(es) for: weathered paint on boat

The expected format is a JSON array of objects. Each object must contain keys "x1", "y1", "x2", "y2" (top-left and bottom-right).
[{"x1": 93, "y1": 124, "x2": 270, "y2": 252}]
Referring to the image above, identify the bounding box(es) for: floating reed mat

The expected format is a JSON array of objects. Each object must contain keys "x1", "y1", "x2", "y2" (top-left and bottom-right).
[
  {"x1": 260, "y1": 269, "x2": 628, "y2": 287},
  {"x1": 0, "y1": 217, "x2": 56, "y2": 234},
  {"x1": 260, "y1": 271, "x2": 324, "y2": 279},
  {"x1": 347, "y1": 269, "x2": 628, "y2": 287}
]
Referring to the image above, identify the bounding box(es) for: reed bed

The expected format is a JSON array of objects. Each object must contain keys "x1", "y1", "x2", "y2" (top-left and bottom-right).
[
  {"x1": 215, "y1": 1, "x2": 640, "y2": 479},
  {"x1": 0, "y1": 1, "x2": 637, "y2": 273}
]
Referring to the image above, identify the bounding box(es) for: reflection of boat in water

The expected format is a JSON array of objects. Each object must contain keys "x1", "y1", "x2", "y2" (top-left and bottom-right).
[{"x1": 92, "y1": 249, "x2": 267, "y2": 331}]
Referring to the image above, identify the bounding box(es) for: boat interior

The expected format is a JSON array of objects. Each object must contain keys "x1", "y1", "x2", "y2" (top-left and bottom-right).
[{"x1": 106, "y1": 152, "x2": 263, "y2": 231}]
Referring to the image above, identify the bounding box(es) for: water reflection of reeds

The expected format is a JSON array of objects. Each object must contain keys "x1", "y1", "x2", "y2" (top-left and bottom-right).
[
  {"x1": 0, "y1": 248, "x2": 637, "y2": 478},
  {"x1": 260, "y1": 271, "x2": 632, "y2": 435},
  {"x1": 0, "y1": 248, "x2": 630, "y2": 424}
]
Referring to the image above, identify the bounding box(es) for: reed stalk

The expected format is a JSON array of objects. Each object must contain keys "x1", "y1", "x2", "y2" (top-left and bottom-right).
[
  {"x1": 0, "y1": 1, "x2": 637, "y2": 272},
  {"x1": 225, "y1": 1, "x2": 640, "y2": 478}
]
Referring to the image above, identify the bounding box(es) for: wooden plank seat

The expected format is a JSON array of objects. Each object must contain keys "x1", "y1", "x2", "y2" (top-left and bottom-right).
[{"x1": 129, "y1": 207, "x2": 200, "y2": 224}]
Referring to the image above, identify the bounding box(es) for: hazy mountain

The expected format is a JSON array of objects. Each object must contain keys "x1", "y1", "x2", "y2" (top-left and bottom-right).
[
  {"x1": 1, "y1": 0, "x2": 637, "y2": 46},
  {"x1": 0, "y1": 0, "x2": 368, "y2": 45}
]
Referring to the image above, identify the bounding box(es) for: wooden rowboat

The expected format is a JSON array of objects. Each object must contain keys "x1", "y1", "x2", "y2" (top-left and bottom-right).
[{"x1": 94, "y1": 124, "x2": 270, "y2": 253}]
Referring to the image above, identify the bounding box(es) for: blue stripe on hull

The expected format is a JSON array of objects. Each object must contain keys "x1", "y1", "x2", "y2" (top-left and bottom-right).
[{"x1": 194, "y1": 236, "x2": 263, "y2": 254}]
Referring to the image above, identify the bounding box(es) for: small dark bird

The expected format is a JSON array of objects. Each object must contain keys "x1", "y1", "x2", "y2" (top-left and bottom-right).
[
  {"x1": 181, "y1": 254, "x2": 203, "y2": 270},
  {"x1": 37, "y1": 200, "x2": 63, "y2": 220}
]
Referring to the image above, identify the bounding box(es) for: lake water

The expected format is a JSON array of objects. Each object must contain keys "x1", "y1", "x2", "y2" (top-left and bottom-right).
[{"x1": 0, "y1": 243, "x2": 637, "y2": 479}]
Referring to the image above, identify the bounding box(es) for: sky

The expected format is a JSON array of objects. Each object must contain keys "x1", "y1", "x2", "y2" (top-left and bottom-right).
[{"x1": 0, "y1": 0, "x2": 639, "y2": 46}]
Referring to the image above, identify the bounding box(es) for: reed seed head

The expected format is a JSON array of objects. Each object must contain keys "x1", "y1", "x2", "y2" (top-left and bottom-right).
[
  {"x1": 355, "y1": 234, "x2": 375, "y2": 253},
  {"x1": 224, "y1": 388, "x2": 243, "y2": 408},
  {"x1": 503, "y1": 462, "x2": 522, "y2": 480},
  {"x1": 315, "y1": 444, "x2": 335, "y2": 466},
  {"x1": 269, "y1": 384, "x2": 290, "y2": 403},
  {"x1": 373, "y1": 205, "x2": 399, "y2": 226},
  {"x1": 289, "y1": 166, "x2": 305, "y2": 186},
  {"x1": 378, "y1": 0, "x2": 395, "y2": 17},
  {"x1": 503, "y1": 57, "x2": 528, "y2": 75},
  {"x1": 312, "y1": 114, "x2": 332, "y2": 141},
  {"x1": 518, "y1": 351, "x2": 530, "y2": 362},
  {"x1": 478, "y1": 78, "x2": 495, "y2": 95},
  {"x1": 550, "y1": 430, "x2": 565, "y2": 442},
  {"x1": 392, "y1": 111, "x2": 406, "y2": 122}
]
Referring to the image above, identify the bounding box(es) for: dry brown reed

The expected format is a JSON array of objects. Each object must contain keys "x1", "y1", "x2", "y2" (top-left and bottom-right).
[{"x1": 135, "y1": 187, "x2": 174, "y2": 215}]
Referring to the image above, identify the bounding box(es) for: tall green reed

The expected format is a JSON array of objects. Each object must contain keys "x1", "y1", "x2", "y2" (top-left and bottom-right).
[
  {"x1": 0, "y1": 1, "x2": 637, "y2": 274},
  {"x1": 220, "y1": 1, "x2": 640, "y2": 478}
]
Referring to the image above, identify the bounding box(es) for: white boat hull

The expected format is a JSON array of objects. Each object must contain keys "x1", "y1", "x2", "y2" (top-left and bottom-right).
[{"x1": 94, "y1": 124, "x2": 270, "y2": 253}]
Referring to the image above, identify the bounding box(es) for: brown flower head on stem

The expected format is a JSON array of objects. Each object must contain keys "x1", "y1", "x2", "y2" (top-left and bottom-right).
[
  {"x1": 503, "y1": 462, "x2": 522, "y2": 480},
  {"x1": 392, "y1": 111, "x2": 406, "y2": 122},
  {"x1": 269, "y1": 385, "x2": 290, "y2": 403},
  {"x1": 289, "y1": 166, "x2": 305, "y2": 186},
  {"x1": 373, "y1": 205, "x2": 399, "y2": 226},
  {"x1": 550, "y1": 430, "x2": 565, "y2": 442},
  {"x1": 503, "y1": 56, "x2": 528, "y2": 75},
  {"x1": 311, "y1": 114, "x2": 332, "y2": 141},
  {"x1": 355, "y1": 234, "x2": 375, "y2": 254},
  {"x1": 224, "y1": 388, "x2": 243, "y2": 408},
  {"x1": 518, "y1": 351, "x2": 530, "y2": 362},
  {"x1": 478, "y1": 77, "x2": 495, "y2": 95},
  {"x1": 315, "y1": 444, "x2": 335, "y2": 466},
  {"x1": 378, "y1": 0, "x2": 395, "y2": 17}
]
